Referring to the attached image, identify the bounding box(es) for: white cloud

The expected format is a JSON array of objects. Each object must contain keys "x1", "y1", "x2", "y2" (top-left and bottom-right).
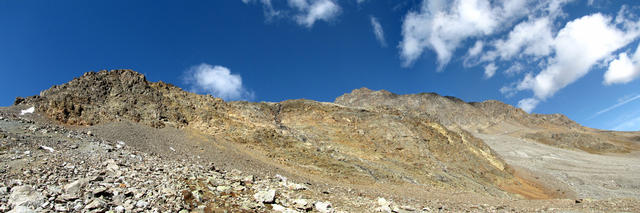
[
  {"x1": 370, "y1": 16, "x2": 386, "y2": 47},
  {"x1": 398, "y1": 0, "x2": 577, "y2": 69},
  {"x1": 292, "y1": 0, "x2": 341, "y2": 28},
  {"x1": 185, "y1": 63, "x2": 254, "y2": 101},
  {"x1": 484, "y1": 63, "x2": 497, "y2": 79},
  {"x1": 467, "y1": 40, "x2": 483, "y2": 57},
  {"x1": 243, "y1": 0, "x2": 281, "y2": 20},
  {"x1": 517, "y1": 98, "x2": 539, "y2": 113},
  {"x1": 510, "y1": 13, "x2": 640, "y2": 111},
  {"x1": 400, "y1": 0, "x2": 505, "y2": 68},
  {"x1": 492, "y1": 17, "x2": 554, "y2": 60},
  {"x1": 243, "y1": 0, "x2": 340, "y2": 28},
  {"x1": 504, "y1": 63, "x2": 524, "y2": 76},
  {"x1": 604, "y1": 43, "x2": 640, "y2": 85}
]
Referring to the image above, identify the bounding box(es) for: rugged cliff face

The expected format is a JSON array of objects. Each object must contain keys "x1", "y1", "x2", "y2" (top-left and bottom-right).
[{"x1": 16, "y1": 69, "x2": 521, "y2": 197}]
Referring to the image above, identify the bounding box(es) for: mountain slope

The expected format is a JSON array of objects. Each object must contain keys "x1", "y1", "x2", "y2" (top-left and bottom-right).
[
  {"x1": 335, "y1": 87, "x2": 637, "y2": 153},
  {"x1": 15, "y1": 69, "x2": 524, "y2": 197}
]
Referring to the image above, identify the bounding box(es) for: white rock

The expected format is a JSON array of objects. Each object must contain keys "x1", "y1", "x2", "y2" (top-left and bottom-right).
[
  {"x1": 271, "y1": 204, "x2": 286, "y2": 212},
  {"x1": 8, "y1": 206, "x2": 35, "y2": 213},
  {"x1": 114, "y1": 206, "x2": 125, "y2": 213},
  {"x1": 287, "y1": 182, "x2": 308, "y2": 191},
  {"x1": 136, "y1": 200, "x2": 149, "y2": 209},
  {"x1": 377, "y1": 197, "x2": 391, "y2": 207},
  {"x1": 314, "y1": 201, "x2": 333, "y2": 213},
  {"x1": 375, "y1": 206, "x2": 392, "y2": 213},
  {"x1": 8, "y1": 185, "x2": 45, "y2": 208},
  {"x1": 54, "y1": 203, "x2": 68, "y2": 212},
  {"x1": 63, "y1": 179, "x2": 88, "y2": 197},
  {"x1": 39, "y1": 146, "x2": 54, "y2": 153},
  {"x1": 292, "y1": 199, "x2": 311, "y2": 210},
  {"x1": 105, "y1": 159, "x2": 122, "y2": 177},
  {"x1": 275, "y1": 174, "x2": 288, "y2": 182},
  {"x1": 0, "y1": 186, "x2": 8, "y2": 195},
  {"x1": 216, "y1": 185, "x2": 231, "y2": 192},
  {"x1": 84, "y1": 198, "x2": 105, "y2": 210},
  {"x1": 253, "y1": 189, "x2": 276, "y2": 203}
]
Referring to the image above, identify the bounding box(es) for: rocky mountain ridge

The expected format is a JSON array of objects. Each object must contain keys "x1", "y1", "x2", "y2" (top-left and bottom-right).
[{"x1": 4, "y1": 69, "x2": 640, "y2": 212}]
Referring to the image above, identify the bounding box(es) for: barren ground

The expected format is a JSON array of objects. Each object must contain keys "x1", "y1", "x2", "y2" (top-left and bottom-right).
[{"x1": 474, "y1": 132, "x2": 640, "y2": 200}]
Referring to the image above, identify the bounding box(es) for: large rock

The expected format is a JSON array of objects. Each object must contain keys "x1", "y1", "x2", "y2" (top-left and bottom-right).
[
  {"x1": 8, "y1": 206, "x2": 35, "y2": 213},
  {"x1": 62, "y1": 178, "x2": 89, "y2": 200},
  {"x1": 253, "y1": 189, "x2": 276, "y2": 203},
  {"x1": 8, "y1": 185, "x2": 45, "y2": 209},
  {"x1": 314, "y1": 201, "x2": 333, "y2": 213}
]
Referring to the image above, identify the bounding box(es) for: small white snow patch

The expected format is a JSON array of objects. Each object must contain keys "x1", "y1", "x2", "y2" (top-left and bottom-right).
[
  {"x1": 40, "y1": 145, "x2": 55, "y2": 152},
  {"x1": 20, "y1": 107, "x2": 35, "y2": 115},
  {"x1": 169, "y1": 147, "x2": 176, "y2": 152}
]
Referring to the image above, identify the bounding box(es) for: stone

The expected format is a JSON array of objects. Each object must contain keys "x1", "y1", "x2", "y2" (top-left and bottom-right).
[
  {"x1": 8, "y1": 185, "x2": 45, "y2": 208},
  {"x1": 287, "y1": 182, "x2": 308, "y2": 191},
  {"x1": 292, "y1": 199, "x2": 311, "y2": 210},
  {"x1": 0, "y1": 186, "x2": 8, "y2": 195},
  {"x1": 314, "y1": 201, "x2": 333, "y2": 213},
  {"x1": 254, "y1": 189, "x2": 276, "y2": 203},
  {"x1": 7, "y1": 206, "x2": 35, "y2": 213},
  {"x1": 271, "y1": 204, "x2": 286, "y2": 212},
  {"x1": 377, "y1": 197, "x2": 390, "y2": 207},
  {"x1": 216, "y1": 185, "x2": 231, "y2": 192},
  {"x1": 400, "y1": 205, "x2": 416, "y2": 211},
  {"x1": 105, "y1": 159, "x2": 122, "y2": 177},
  {"x1": 63, "y1": 178, "x2": 88, "y2": 199},
  {"x1": 54, "y1": 204, "x2": 68, "y2": 212},
  {"x1": 135, "y1": 200, "x2": 149, "y2": 209},
  {"x1": 84, "y1": 198, "x2": 106, "y2": 210},
  {"x1": 114, "y1": 206, "x2": 125, "y2": 213}
]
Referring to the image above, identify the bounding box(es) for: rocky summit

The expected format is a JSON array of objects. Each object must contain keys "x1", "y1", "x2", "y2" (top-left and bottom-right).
[{"x1": 1, "y1": 69, "x2": 640, "y2": 212}]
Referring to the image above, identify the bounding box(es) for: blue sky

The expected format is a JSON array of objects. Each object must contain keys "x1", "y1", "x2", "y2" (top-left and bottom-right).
[{"x1": 1, "y1": 0, "x2": 640, "y2": 131}]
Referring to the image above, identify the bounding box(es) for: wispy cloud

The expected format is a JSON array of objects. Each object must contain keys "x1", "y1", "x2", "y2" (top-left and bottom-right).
[
  {"x1": 370, "y1": 16, "x2": 386, "y2": 47},
  {"x1": 590, "y1": 94, "x2": 640, "y2": 119},
  {"x1": 483, "y1": 63, "x2": 497, "y2": 79},
  {"x1": 184, "y1": 63, "x2": 254, "y2": 101},
  {"x1": 242, "y1": 0, "x2": 341, "y2": 28}
]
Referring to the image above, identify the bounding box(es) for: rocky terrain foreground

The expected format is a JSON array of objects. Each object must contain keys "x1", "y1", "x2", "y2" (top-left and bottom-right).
[{"x1": 1, "y1": 69, "x2": 639, "y2": 212}]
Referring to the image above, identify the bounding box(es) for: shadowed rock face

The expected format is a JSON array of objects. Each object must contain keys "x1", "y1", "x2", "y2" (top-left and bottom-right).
[{"x1": 16, "y1": 69, "x2": 519, "y2": 197}]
